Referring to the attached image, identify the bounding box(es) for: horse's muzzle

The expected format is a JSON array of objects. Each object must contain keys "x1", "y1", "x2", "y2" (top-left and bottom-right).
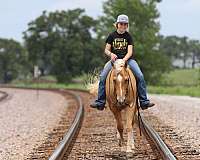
[
  {"x1": 116, "y1": 96, "x2": 127, "y2": 107},
  {"x1": 117, "y1": 100, "x2": 126, "y2": 107}
]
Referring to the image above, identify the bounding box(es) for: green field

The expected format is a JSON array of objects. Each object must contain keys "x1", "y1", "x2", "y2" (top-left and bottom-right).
[
  {"x1": 148, "y1": 68, "x2": 200, "y2": 97},
  {"x1": 7, "y1": 68, "x2": 200, "y2": 98},
  {"x1": 148, "y1": 85, "x2": 200, "y2": 97},
  {"x1": 11, "y1": 82, "x2": 87, "y2": 90},
  {"x1": 159, "y1": 68, "x2": 200, "y2": 86},
  {"x1": 9, "y1": 82, "x2": 200, "y2": 98}
]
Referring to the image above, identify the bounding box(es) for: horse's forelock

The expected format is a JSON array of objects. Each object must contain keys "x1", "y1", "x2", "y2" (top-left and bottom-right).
[
  {"x1": 114, "y1": 59, "x2": 125, "y2": 67},
  {"x1": 114, "y1": 59, "x2": 125, "y2": 74},
  {"x1": 113, "y1": 68, "x2": 128, "y2": 82}
]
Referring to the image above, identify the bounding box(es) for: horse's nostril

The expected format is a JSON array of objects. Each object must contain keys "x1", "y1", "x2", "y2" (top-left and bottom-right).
[
  {"x1": 118, "y1": 101, "x2": 126, "y2": 106},
  {"x1": 117, "y1": 98, "x2": 125, "y2": 103}
]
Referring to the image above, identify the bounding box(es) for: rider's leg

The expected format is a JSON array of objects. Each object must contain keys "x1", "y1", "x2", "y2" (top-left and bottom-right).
[
  {"x1": 127, "y1": 59, "x2": 150, "y2": 107},
  {"x1": 93, "y1": 61, "x2": 112, "y2": 107}
]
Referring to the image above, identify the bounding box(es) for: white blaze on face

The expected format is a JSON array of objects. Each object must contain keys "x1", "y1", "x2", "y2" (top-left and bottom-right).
[
  {"x1": 114, "y1": 59, "x2": 126, "y2": 103},
  {"x1": 118, "y1": 74, "x2": 123, "y2": 81},
  {"x1": 117, "y1": 74, "x2": 123, "y2": 97}
]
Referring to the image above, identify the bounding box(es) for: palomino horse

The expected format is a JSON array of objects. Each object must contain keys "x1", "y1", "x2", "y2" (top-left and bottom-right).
[{"x1": 105, "y1": 59, "x2": 138, "y2": 152}]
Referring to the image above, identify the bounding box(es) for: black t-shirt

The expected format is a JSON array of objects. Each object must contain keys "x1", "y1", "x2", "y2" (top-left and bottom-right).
[{"x1": 105, "y1": 31, "x2": 134, "y2": 59}]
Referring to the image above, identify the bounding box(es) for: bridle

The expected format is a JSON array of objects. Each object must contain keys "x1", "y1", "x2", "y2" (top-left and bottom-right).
[
  {"x1": 108, "y1": 63, "x2": 142, "y2": 135},
  {"x1": 112, "y1": 68, "x2": 130, "y2": 108}
]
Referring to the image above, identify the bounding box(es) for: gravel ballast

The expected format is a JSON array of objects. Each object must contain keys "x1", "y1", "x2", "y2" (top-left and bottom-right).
[
  {"x1": 145, "y1": 94, "x2": 200, "y2": 158},
  {"x1": 0, "y1": 88, "x2": 68, "y2": 160}
]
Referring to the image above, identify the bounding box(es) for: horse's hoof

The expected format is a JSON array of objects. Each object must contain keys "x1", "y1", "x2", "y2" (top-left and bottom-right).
[
  {"x1": 118, "y1": 139, "x2": 125, "y2": 147},
  {"x1": 126, "y1": 148, "x2": 132, "y2": 153},
  {"x1": 131, "y1": 144, "x2": 135, "y2": 149},
  {"x1": 126, "y1": 151, "x2": 135, "y2": 158},
  {"x1": 116, "y1": 132, "x2": 120, "y2": 139},
  {"x1": 120, "y1": 146, "x2": 126, "y2": 152},
  {"x1": 118, "y1": 140, "x2": 122, "y2": 147}
]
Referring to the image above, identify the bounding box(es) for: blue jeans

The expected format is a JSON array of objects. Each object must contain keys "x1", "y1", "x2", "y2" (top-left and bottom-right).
[{"x1": 94, "y1": 59, "x2": 150, "y2": 107}]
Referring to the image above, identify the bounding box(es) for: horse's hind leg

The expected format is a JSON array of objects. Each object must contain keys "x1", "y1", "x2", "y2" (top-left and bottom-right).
[{"x1": 112, "y1": 109, "x2": 124, "y2": 147}]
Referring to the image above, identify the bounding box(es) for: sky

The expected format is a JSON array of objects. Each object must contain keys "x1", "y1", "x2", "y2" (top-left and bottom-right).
[{"x1": 0, "y1": 0, "x2": 199, "y2": 42}]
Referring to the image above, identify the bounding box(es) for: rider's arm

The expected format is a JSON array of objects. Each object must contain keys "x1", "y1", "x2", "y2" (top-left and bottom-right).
[
  {"x1": 104, "y1": 43, "x2": 112, "y2": 57},
  {"x1": 123, "y1": 45, "x2": 133, "y2": 62},
  {"x1": 105, "y1": 43, "x2": 118, "y2": 61}
]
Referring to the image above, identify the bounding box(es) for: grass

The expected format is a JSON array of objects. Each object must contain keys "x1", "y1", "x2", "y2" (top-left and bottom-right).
[
  {"x1": 148, "y1": 85, "x2": 200, "y2": 97},
  {"x1": 40, "y1": 75, "x2": 57, "y2": 82},
  {"x1": 11, "y1": 82, "x2": 87, "y2": 90},
  {"x1": 6, "y1": 68, "x2": 200, "y2": 98},
  {"x1": 10, "y1": 81, "x2": 200, "y2": 98},
  {"x1": 160, "y1": 68, "x2": 200, "y2": 86},
  {"x1": 150, "y1": 68, "x2": 200, "y2": 97}
]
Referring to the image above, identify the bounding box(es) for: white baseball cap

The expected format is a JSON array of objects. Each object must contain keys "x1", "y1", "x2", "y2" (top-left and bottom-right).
[{"x1": 116, "y1": 14, "x2": 129, "y2": 23}]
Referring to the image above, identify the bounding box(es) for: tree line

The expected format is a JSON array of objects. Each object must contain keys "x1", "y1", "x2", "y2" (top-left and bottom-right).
[
  {"x1": 159, "y1": 35, "x2": 200, "y2": 68},
  {"x1": 0, "y1": 0, "x2": 199, "y2": 84}
]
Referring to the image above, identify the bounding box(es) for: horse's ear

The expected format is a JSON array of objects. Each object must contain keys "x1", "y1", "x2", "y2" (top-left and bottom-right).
[
  {"x1": 111, "y1": 61, "x2": 114, "y2": 67},
  {"x1": 125, "y1": 62, "x2": 128, "y2": 68}
]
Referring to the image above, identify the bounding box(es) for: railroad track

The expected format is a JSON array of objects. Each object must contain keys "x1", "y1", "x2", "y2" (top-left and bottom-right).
[
  {"x1": 0, "y1": 86, "x2": 82, "y2": 160},
  {"x1": 138, "y1": 115, "x2": 176, "y2": 160},
  {"x1": 0, "y1": 86, "x2": 176, "y2": 159},
  {"x1": 0, "y1": 90, "x2": 9, "y2": 101},
  {"x1": 49, "y1": 89, "x2": 176, "y2": 160},
  {"x1": 49, "y1": 89, "x2": 84, "y2": 160}
]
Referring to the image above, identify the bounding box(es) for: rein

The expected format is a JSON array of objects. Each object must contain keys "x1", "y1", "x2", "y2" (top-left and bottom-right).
[
  {"x1": 108, "y1": 69, "x2": 115, "y2": 105},
  {"x1": 127, "y1": 69, "x2": 142, "y2": 136}
]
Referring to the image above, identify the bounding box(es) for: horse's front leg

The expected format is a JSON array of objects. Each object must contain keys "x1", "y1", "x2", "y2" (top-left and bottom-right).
[
  {"x1": 110, "y1": 106, "x2": 124, "y2": 147},
  {"x1": 126, "y1": 105, "x2": 136, "y2": 152}
]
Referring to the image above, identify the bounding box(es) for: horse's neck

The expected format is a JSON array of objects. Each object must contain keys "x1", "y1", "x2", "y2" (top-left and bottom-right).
[{"x1": 107, "y1": 69, "x2": 116, "y2": 102}]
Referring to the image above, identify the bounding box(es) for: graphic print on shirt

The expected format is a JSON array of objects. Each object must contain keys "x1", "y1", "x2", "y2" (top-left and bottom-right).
[{"x1": 112, "y1": 38, "x2": 128, "y2": 50}]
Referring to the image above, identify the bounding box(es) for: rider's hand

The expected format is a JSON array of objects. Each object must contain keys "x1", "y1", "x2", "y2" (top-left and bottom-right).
[
  {"x1": 122, "y1": 57, "x2": 127, "y2": 63},
  {"x1": 111, "y1": 53, "x2": 118, "y2": 61},
  {"x1": 121, "y1": 59, "x2": 126, "y2": 65}
]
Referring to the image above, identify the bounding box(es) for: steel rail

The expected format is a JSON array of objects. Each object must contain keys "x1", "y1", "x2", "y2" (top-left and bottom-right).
[
  {"x1": 0, "y1": 90, "x2": 8, "y2": 101},
  {"x1": 139, "y1": 114, "x2": 176, "y2": 160},
  {"x1": 48, "y1": 90, "x2": 84, "y2": 160}
]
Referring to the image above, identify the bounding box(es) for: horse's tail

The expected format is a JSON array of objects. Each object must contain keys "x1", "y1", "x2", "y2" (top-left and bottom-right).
[{"x1": 86, "y1": 70, "x2": 100, "y2": 96}]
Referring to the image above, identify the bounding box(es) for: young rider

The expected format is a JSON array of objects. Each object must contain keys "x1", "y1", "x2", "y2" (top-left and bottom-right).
[{"x1": 90, "y1": 14, "x2": 155, "y2": 110}]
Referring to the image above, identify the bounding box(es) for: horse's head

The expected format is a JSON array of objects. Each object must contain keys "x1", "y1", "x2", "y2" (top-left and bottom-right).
[{"x1": 112, "y1": 59, "x2": 129, "y2": 106}]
